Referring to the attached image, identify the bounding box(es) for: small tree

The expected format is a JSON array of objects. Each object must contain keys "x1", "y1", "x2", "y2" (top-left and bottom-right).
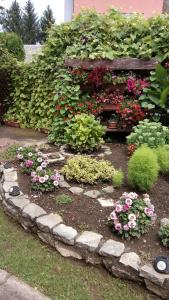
[
  {"x1": 40, "y1": 5, "x2": 55, "y2": 43},
  {"x1": 0, "y1": 0, "x2": 23, "y2": 38},
  {"x1": 23, "y1": 0, "x2": 39, "y2": 44}
]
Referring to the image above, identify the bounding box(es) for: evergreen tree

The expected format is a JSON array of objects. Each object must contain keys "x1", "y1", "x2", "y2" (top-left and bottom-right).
[
  {"x1": 40, "y1": 5, "x2": 55, "y2": 43},
  {"x1": 0, "y1": 0, "x2": 23, "y2": 38},
  {"x1": 23, "y1": 0, "x2": 39, "y2": 44}
]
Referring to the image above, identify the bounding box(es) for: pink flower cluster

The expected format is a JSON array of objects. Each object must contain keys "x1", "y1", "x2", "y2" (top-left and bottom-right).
[
  {"x1": 127, "y1": 78, "x2": 149, "y2": 96},
  {"x1": 109, "y1": 192, "x2": 156, "y2": 236},
  {"x1": 31, "y1": 170, "x2": 60, "y2": 187}
]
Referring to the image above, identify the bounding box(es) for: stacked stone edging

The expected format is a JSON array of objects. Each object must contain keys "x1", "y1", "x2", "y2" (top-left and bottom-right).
[{"x1": 0, "y1": 164, "x2": 169, "y2": 299}]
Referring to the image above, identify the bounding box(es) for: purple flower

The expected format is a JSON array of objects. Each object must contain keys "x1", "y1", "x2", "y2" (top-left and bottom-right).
[
  {"x1": 144, "y1": 207, "x2": 154, "y2": 217},
  {"x1": 123, "y1": 204, "x2": 131, "y2": 212},
  {"x1": 115, "y1": 223, "x2": 122, "y2": 231},
  {"x1": 123, "y1": 224, "x2": 129, "y2": 231},
  {"x1": 25, "y1": 160, "x2": 33, "y2": 167},
  {"x1": 110, "y1": 211, "x2": 118, "y2": 220}
]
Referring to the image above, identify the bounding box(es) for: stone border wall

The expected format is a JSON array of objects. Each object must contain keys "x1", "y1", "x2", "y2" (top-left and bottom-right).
[{"x1": 0, "y1": 164, "x2": 169, "y2": 300}]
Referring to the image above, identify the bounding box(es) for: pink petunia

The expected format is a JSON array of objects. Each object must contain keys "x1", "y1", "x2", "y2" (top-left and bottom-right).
[
  {"x1": 39, "y1": 177, "x2": 46, "y2": 183},
  {"x1": 125, "y1": 198, "x2": 133, "y2": 206},
  {"x1": 115, "y1": 204, "x2": 123, "y2": 213},
  {"x1": 115, "y1": 223, "x2": 122, "y2": 231},
  {"x1": 123, "y1": 224, "x2": 129, "y2": 231},
  {"x1": 128, "y1": 220, "x2": 137, "y2": 229}
]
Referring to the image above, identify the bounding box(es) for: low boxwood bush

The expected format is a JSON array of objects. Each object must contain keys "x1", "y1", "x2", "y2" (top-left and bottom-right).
[
  {"x1": 61, "y1": 155, "x2": 115, "y2": 184},
  {"x1": 0, "y1": 32, "x2": 25, "y2": 61},
  {"x1": 159, "y1": 225, "x2": 169, "y2": 248},
  {"x1": 64, "y1": 114, "x2": 105, "y2": 153},
  {"x1": 127, "y1": 119, "x2": 169, "y2": 148},
  {"x1": 154, "y1": 145, "x2": 169, "y2": 174},
  {"x1": 108, "y1": 192, "x2": 156, "y2": 239},
  {"x1": 128, "y1": 146, "x2": 159, "y2": 191}
]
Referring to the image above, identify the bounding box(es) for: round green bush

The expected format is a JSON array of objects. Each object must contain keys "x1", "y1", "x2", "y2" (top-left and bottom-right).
[
  {"x1": 155, "y1": 146, "x2": 169, "y2": 174},
  {"x1": 128, "y1": 146, "x2": 159, "y2": 191},
  {"x1": 0, "y1": 32, "x2": 25, "y2": 61},
  {"x1": 64, "y1": 113, "x2": 105, "y2": 153}
]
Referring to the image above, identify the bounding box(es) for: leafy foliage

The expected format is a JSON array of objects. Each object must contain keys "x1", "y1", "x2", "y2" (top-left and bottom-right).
[
  {"x1": 55, "y1": 194, "x2": 73, "y2": 205},
  {"x1": 112, "y1": 170, "x2": 124, "y2": 188},
  {"x1": 64, "y1": 114, "x2": 105, "y2": 152},
  {"x1": 159, "y1": 225, "x2": 169, "y2": 248},
  {"x1": 31, "y1": 168, "x2": 60, "y2": 192},
  {"x1": 154, "y1": 145, "x2": 169, "y2": 174},
  {"x1": 127, "y1": 119, "x2": 169, "y2": 148},
  {"x1": 108, "y1": 192, "x2": 155, "y2": 239},
  {"x1": 61, "y1": 156, "x2": 115, "y2": 184},
  {"x1": 0, "y1": 32, "x2": 24, "y2": 60},
  {"x1": 128, "y1": 146, "x2": 159, "y2": 191}
]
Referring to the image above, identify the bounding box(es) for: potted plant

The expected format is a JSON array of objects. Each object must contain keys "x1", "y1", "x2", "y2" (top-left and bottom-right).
[{"x1": 107, "y1": 114, "x2": 119, "y2": 129}]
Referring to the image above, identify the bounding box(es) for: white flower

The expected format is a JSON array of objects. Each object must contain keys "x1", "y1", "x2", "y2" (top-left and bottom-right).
[
  {"x1": 41, "y1": 162, "x2": 47, "y2": 168},
  {"x1": 17, "y1": 154, "x2": 23, "y2": 160},
  {"x1": 37, "y1": 157, "x2": 43, "y2": 163},
  {"x1": 20, "y1": 162, "x2": 24, "y2": 167},
  {"x1": 44, "y1": 175, "x2": 49, "y2": 181},
  {"x1": 128, "y1": 220, "x2": 137, "y2": 229},
  {"x1": 39, "y1": 177, "x2": 46, "y2": 183},
  {"x1": 125, "y1": 198, "x2": 133, "y2": 206},
  {"x1": 115, "y1": 204, "x2": 123, "y2": 213},
  {"x1": 144, "y1": 198, "x2": 151, "y2": 206},
  {"x1": 18, "y1": 147, "x2": 23, "y2": 151},
  {"x1": 38, "y1": 151, "x2": 43, "y2": 156},
  {"x1": 53, "y1": 180, "x2": 59, "y2": 186},
  {"x1": 28, "y1": 152, "x2": 33, "y2": 157},
  {"x1": 36, "y1": 166, "x2": 43, "y2": 171},
  {"x1": 128, "y1": 213, "x2": 136, "y2": 221},
  {"x1": 31, "y1": 171, "x2": 36, "y2": 177},
  {"x1": 128, "y1": 192, "x2": 138, "y2": 199}
]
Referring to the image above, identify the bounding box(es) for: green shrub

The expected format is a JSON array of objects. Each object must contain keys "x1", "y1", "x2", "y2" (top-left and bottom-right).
[
  {"x1": 127, "y1": 119, "x2": 169, "y2": 148},
  {"x1": 0, "y1": 32, "x2": 25, "y2": 61},
  {"x1": 112, "y1": 170, "x2": 124, "y2": 188},
  {"x1": 55, "y1": 194, "x2": 73, "y2": 205},
  {"x1": 128, "y1": 146, "x2": 159, "y2": 191},
  {"x1": 61, "y1": 156, "x2": 115, "y2": 184},
  {"x1": 64, "y1": 114, "x2": 105, "y2": 153},
  {"x1": 159, "y1": 225, "x2": 169, "y2": 248},
  {"x1": 154, "y1": 146, "x2": 169, "y2": 174}
]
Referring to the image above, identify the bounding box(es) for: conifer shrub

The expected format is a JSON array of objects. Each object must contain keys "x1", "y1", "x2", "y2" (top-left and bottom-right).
[{"x1": 128, "y1": 146, "x2": 159, "y2": 191}]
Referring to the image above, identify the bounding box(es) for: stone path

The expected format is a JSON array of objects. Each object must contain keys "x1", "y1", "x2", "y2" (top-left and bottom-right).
[
  {"x1": 0, "y1": 126, "x2": 47, "y2": 151},
  {"x1": 0, "y1": 269, "x2": 51, "y2": 300}
]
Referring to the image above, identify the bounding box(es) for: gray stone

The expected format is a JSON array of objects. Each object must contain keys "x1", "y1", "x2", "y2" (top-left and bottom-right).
[
  {"x1": 3, "y1": 170, "x2": 17, "y2": 182},
  {"x1": 0, "y1": 269, "x2": 10, "y2": 285},
  {"x1": 53, "y1": 224, "x2": 78, "y2": 245},
  {"x1": 85, "y1": 254, "x2": 102, "y2": 265},
  {"x1": 0, "y1": 275, "x2": 50, "y2": 300},
  {"x1": 102, "y1": 186, "x2": 114, "y2": 194},
  {"x1": 69, "y1": 187, "x2": 84, "y2": 195},
  {"x1": 3, "y1": 181, "x2": 19, "y2": 193},
  {"x1": 97, "y1": 153, "x2": 105, "y2": 158},
  {"x1": 120, "y1": 252, "x2": 141, "y2": 271},
  {"x1": 22, "y1": 203, "x2": 46, "y2": 220},
  {"x1": 101, "y1": 145, "x2": 110, "y2": 150},
  {"x1": 6, "y1": 196, "x2": 30, "y2": 212},
  {"x1": 105, "y1": 151, "x2": 112, "y2": 155},
  {"x1": 84, "y1": 190, "x2": 101, "y2": 199},
  {"x1": 99, "y1": 239, "x2": 125, "y2": 258},
  {"x1": 59, "y1": 175, "x2": 65, "y2": 182},
  {"x1": 145, "y1": 279, "x2": 169, "y2": 300},
  {"x1": 160, "y1": 218, "x2": 169, "y2": 227},
  {"x1": 55, "y1": 242, "x2": 82, "y2": 260},
  {"x1": 37, "y1": 232, "x2": 55, "y2": 248},
  {"x1": 59, "y1": 181, "x2": 71, "y2": 188},
  {"x1": 3, "y1": 201, "x2": 19, "y2": 220},
  {"x1": 97, "y1": 197, "x2": 114, "y2": 207},
  {"x1": 140, "y1": 264, "x2": 169, "y2": 286},
  {"x1": 76, "y1": 231, "x2": 103, "y2": 252},
  {"x1": 36, "y1": 213, "x2": 63, "y2": 232}
]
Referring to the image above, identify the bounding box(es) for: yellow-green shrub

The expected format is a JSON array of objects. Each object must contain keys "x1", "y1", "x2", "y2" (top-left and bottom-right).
[
  {"x1": 61, "y1": 156, "x2": 115, "y2": 184},
  {"x1": 154, "y1": 145, "x2": 169, "y2": 174}
]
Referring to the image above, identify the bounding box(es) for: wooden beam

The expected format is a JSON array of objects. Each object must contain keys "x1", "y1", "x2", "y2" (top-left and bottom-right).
[{"x1": 65, "y1": 58, "x2": 158, "y2": 71}]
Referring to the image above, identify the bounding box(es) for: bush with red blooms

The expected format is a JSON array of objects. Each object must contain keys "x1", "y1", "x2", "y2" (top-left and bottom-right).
[
  {"x1": 127, "y1": 78, "x2": 149, "y2": 96},
  {"x1": 87, "y1": 66, "x2": 108, "y2": 88},
  {"x1": 115, "y1": 101, "x2": 146, "y2": 128},
  {"x1": 92, "y1": 91, "x2": 124, "y2": 105}
]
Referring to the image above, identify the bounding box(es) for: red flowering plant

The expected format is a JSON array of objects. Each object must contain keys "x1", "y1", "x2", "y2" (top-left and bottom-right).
[
  {"x1": 92, "y1": 90, "x2": 124, "y2": 105},
  {"x1": 127, "y1": 77, "x2": 149, "y2": 96},
  {"x1": 115, "y1": 100, "x2": 146, "y2": 128}
]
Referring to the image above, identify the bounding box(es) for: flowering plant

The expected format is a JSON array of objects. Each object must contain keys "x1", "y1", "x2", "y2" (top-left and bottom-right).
[
  {"x1": 127, "y1": 78, "x2": 149, "y2": 96},
  {"x1": 31, "y1": 168, "x2": 60, "y2": 192},
  {"x1": 16, "y1": 146, "x2": 48, "y2": 174},
  {"x1": 93, "y1": 91, "x2": 124, "y2": 105},
  {"x1": 108, "y1": 192, "x2": 156, "y2": 239}
]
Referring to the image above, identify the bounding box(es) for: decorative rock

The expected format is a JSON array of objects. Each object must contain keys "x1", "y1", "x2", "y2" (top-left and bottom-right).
[
  {"x1": 3, "y1": 170, "x2": 17, "y2": 182},
  {"x1": 84, "y1": 190, "x2": 101, "y2": 199},
  {"x1": 53, "y1": 224, "x2": 78, "y2": 245},
  {"x1": 55, "y1": 242, "x2": 82, "y2": 260},
  {"x1": 97, "y1": 153, "x2": 105, "y2": 158},
  {"x1": 2, "y1": 201, "x2": 19, "y2": 220},
  {"x1": 37, "y1": 232, "x2": 55, "y2": 248},
  {"x1": 6, "y1": 196, "x2": 30, "y2": 212},
  {"x1": 145, "y1": 279, "x2": 169, "y2": 300},
  {"x1": 22, "y1": 203, "x2": 46, "y2": 220},
  {"x1": 69, "y1": 187, "x2": 84, "y2": 195},
  {"x1": 160, "y1": 218, "x2": 169, "y2": 227},
  {"x1": 99, "y1": 239, "x2": 125, "y2": 258},
  {"x1": 59, "y1": 175, "x2": 65, "y2": 182},
  {"x1": 105, "y1": 151, "x2": 112, "y2": 156},
  {"x1": 120, "y1": 252, "x2": 141, "y2": 271},
  {"x1": 59, "y1": 181, "x2": 71, "y2": 188},
  {"x1": 3, "y1": 181, "x2": 19, "y2": 193},
  {"x1": 102, "y1": 186, "x2": 114, "y2": 194},
  {"x1": 0, "y1": 269, "x2": 10, "y2": 285},
  {"x1": 76, "y1": 231, "x2": 103, "y2": 252},
  {"x1": 140, "y1": 264, "x2": 169, "y2": 286},
  {"x1": 97, "y1": 197, "x2": 114, "y2": 207},
  {"x1": 36, "y1": 213, "x2": 63, "y2": 233}
]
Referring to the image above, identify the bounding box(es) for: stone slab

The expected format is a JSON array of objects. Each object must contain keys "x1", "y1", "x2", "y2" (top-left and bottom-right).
[
  {"x1": 59, "y1": 181, "x2": 71, "y2": 188},
  {"x1": 53, "y1": 224, "x2": 78, "y2": 245},
  {"x1": 22, "y1": 203, "x2": 46, "y2": 220},
  {"x1": 99, "y1": 239, "x2": 125, "y2": 258},
  {"x1": 97, "y1": 197, "x2": 114, "y2": 207},
  {"x1": 102, "y1": 186, "x2": 114, "y2": 194},
  {"x1": 69, "y1": 187, "x2": 84, "y2": 195},
  {"x1": 140, "y1": 264, "x2": 169, "y2": 287},
  {"x1": 36, "y1": 213, "x2": 63, "y2": 232},
  {"x1": 0, "y1": 269, "x2": 10, "y2": 285},
  {"x1": 3, "y1": 170, "x2": 17, "y2": 182},
  {"x1": 3, "y1": 181, "x2": 19, "y2": 193},
  {"x1": 120, "y1": 252, "x2": 141, "y2": 271},
  {"x1": 55, "y1": 242, "x2": 82, "y2": 260},
  {"x1": 84, "y1": 190, "x2": 101, "y2": 199},
  {"x1": 76, "y1": 231, "x2": 103, "y2": 252},
  {"x1": 160, "y1": 218, "x2": 169, "y2": 227},
  {"x1": 6, "y1": 196, "x2": 30, "y2": 212}
]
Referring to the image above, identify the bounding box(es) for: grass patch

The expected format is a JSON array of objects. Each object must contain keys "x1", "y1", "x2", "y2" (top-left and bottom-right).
[
  {"x1": 0, "y1": 144, "x2": 20, "y2": 161},
  {"x1": 55, "y1": 194, "x2": 73, "y2": 205},
  {"x1": 0, "y1": 210, "x2": 157, "y2": 300}
]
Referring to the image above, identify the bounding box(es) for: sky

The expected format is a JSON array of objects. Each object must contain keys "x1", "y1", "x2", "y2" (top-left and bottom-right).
[{"x1": 0, "y1": 0, "x2": 65, "y2": 24}]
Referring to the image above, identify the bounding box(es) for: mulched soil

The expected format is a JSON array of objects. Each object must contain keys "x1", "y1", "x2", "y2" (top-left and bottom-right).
[{"x1": 15, "y1": 143, "x2": 169, "y2": 262}]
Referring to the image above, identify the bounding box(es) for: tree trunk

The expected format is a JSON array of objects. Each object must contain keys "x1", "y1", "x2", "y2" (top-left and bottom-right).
[{"x1": 163, "y1": 0, "x2": 169, "y2": 13}]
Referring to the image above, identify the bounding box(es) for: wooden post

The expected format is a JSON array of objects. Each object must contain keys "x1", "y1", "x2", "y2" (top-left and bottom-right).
[{"x1": 163, "y1": 0, "x2": 169, "y2": 13}]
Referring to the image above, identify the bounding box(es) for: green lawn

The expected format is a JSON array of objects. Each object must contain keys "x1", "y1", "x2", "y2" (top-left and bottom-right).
[{"x1": 0, "y1": 209, "x2": 158, "y2": 300}]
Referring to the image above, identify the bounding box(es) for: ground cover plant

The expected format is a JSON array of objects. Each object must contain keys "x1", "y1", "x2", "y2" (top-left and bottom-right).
[{"x1": 159, "y1": 225, "x2": 169, "y2": 248}]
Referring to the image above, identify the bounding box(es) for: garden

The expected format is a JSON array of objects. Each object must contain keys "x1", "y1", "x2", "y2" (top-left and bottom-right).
[{"x1": 0, "y1": 9, "x2": 169, "y2": 300}]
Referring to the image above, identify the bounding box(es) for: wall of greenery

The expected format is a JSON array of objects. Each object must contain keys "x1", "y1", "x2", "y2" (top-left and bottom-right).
[
  {"x1": 4, "y1": 10, "x2": 169, "y2": 140},
  {"x1": 0, "y1": 32, "x2": 25, "y2": 61}
]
